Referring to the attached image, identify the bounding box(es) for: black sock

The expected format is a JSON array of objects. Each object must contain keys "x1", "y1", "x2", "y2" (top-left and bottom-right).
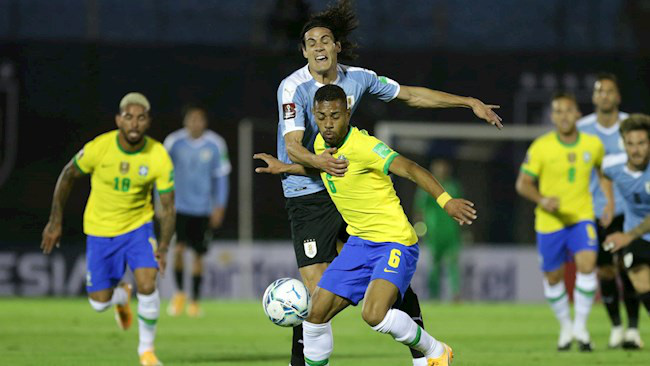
[
  {"x1": 639, "y1": 292, "x2": 650, "y2": 316},
  {"x1": 599, "y1": 278, "x2": 622, "y2": 326},
  {"x1": 174, "y1": 270, "x2": 184, "y2": 292},
  {"x1": 620, "y1": 271, "x2": 640, "y2": 328},
  {"x1": 192, "y1": 275, "x2": 202, "y2": 301},
  {"x1": 397, "y1": 286, "x2": 426, "y2": 359},
  {"x1": 291, "y1": 324, "x2": 305, "y2": 366}
]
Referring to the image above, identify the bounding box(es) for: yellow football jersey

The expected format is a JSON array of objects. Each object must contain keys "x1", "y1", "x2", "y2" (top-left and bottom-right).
[
  {"x1": 314, "y1": 127, "x2": 417, "y2": 246},
  {"x1": 521, "y1": 131, "x2": 604, "y2": 233},
  {"x1": 74, "y1": 130, "x2": 174, "y2": 237}
]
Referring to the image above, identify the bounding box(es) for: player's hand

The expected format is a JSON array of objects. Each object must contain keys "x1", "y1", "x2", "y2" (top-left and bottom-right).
[
  {"x1": 603, "y1": 232, "x2": 633, "y2": 253},
  {"x1": 41, "y1": 221, "x2": 62, "y2": 255},
  {"x1": 599, "y1": 203, "x2": 614, "y2": 228},
  {"x1": 469, "y1": 98, "x2": 503, "y2": 129},
  {"x1": 254, "y1": 153, "x2": 288, "y2": 174},
  {"x1": 155, "y1": 246, "x2": 168, "y2": 276},
  {"x1": 443, "y1": 198, "x2": 477, "y2": 226},
  {"x1": 318, "y1": 148, "x2": 348, "y2": 177},
  {"x1": 539, "y1": 197, "x2": 559, "y2": 213},
  {"x1": 210, "y1": 207, "x2": 225, "y2": 229}
]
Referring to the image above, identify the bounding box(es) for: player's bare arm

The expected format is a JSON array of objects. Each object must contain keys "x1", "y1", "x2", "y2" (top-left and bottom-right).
[
  {"x1": 209, "y1": 206, "x2": 225, "y2": 229},
  {"x1": 254, "y1": 151, "x2": 331, "y2": 176},
  {"x1": 41, "y1": 158, "x2": 86, "y2": 254},
  {"x1": 396, "y1": 85, "x2": 503, "y2": 129},
  {"x1": 605, "y1": 214, "x2": 650, "y2": 252},
  {"x1": 388, "y1": 155, "x2": 476, "y2": 225},
  {"x1": 598, "y1": 170, "x2": 615, "y2": 228},
  {"x1": 515, "y1": 171, "x2": 559, "y2": 213},
  {"x1": 284, "y1": 130, "x2": 348, "y2": 176},
  {"x1": 157, "y1": 191, "x2": 175, "y2": 275}
]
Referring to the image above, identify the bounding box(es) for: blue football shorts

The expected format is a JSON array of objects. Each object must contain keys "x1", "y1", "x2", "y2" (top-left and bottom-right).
[
  {"x1": 85, "y1": 222, "x2": 158, "y2": 292},
  {"x1": 536, "y1": 220, "x2": 598, "y2": 272},
  {"x1": 318, "y1": 236, "x2": 419, "y2": 305}
]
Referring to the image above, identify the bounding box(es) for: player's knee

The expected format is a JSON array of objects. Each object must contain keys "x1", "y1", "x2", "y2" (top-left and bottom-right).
[
  {"x1": 361, "y1": 304, "x2": 388, "y2": 327},
  {"x1": 88, "y1": 298, "x2": 111, "y2": 312},
  {"x1": 545, "y1": 272, "x2": 563, "y2": 285},
  {"x1": 597, "y1": 265, "x2": 617, "y2": 280},
  {"x1": 136, "y1": 282, "x2": 156, "y2": 295}
]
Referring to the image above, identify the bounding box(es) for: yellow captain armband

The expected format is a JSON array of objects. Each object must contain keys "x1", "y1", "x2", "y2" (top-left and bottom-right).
[{"x1": 436, "y1": 192, "x2": 452, "y2": 208}]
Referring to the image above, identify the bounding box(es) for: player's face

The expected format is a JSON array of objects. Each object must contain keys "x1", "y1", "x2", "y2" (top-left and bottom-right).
[
  {"x1": 184, "y1": 109, "x2": 207, "y2": 139},
  {"x1": 116, "y1": 104, "x2": 150, "y2": 145},
  {"x1": 623, "y1": 130, "x2": 650, "y2": 169},
  {"x1": 302, "y1": 27, "x2": 341, "y2": 75},
  {"x1": 551, "y1": 98, "x2": 581, "y2": 135},
  {"x1": 592, "y1": 79, "x2": 621, "y2": 113},
  {"x1": 313, "y1": 99, "x2": 350, "y2": 146}
]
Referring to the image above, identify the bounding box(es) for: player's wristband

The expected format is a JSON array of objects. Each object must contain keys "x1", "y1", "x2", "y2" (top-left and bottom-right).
[{"x1": 436, "y1": 192, "x2": 452, "y2": 208}]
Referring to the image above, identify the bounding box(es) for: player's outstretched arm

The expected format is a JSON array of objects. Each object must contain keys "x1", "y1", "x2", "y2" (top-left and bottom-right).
[
  {"x1": 41, "y1": 159, "x2": 86, "y2": 254},
  {"x1": 388, "y1": 155, "x2": 476, "y2": 225},
  {"x1": 396, "y1": 86, "x2": 503, "y2": 129},
  {"x1": 597, "y1": 170, "x2": 615, "y2": 228},
  {"x1": 515, "y1": 171, "x2": 559, "y2": 213},
  {"x1": 284, "y1": 131, "x2": 348, "y2": 176},
  {"x1": 253, "y1": 152, "x2": 327, "y2": 176},
  {"x1": 156, "y1": 191, "x2": 175, "y2": 275}
]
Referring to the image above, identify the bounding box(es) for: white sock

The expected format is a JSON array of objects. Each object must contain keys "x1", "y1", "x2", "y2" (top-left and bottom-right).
[
  {"x1": 87, "y1": 286, "x2": 128, "y2": 312},
  {"x1": 573, "y1": 271, "x2": 597, "y2": 331},
  {"x1": 412, "y1": 357, "x2": 428, "y2": 366},
  {"x1": 543, "y1": 279, "x2": 571, "y2": 327},
  {"x1": 371, "y1": 309, "x2": 444, "y2": 359},
  {"x1": 303, "y1": 321, "x2": 332, "y2": 366},
  {"x1": 137, "y1": 290, "x2": 160, "y2": 355}
]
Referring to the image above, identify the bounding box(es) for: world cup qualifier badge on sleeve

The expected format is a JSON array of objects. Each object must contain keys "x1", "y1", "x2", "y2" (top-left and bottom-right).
[{"x1": 282, "y1": 103, "x2": 296, "y2": 120}]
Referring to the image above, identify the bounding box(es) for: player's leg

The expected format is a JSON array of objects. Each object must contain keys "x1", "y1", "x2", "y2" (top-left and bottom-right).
[
  {"x1": 303, "y1": 286, "x2": 350, "y2": 366},
  {"x1": 569, "y1": 221, "x2": 599, "y2": 351},
  {"x1": 627, "y1": 265, "x2": 650, "y2": 314},
  {"x1": 169, "y1": 213, "x2": 190, "y2": 316},
  {"x1": 622, "y1": 238, "x2": 650, "y2": 335},
  {"x1": 285, "y1": 191, "x2": 341, "y2": 366},
  {"x1": 85, "y1": 234, "x2": 132, "y2": 329},
  {"x1": 537, "y1": 229, "x2": 573, "y2": 350},
  {"x1": 620, "y1": 266, "x2": 642, "y2": 349},
  {"x1": 596, "y1": 215, "x2": 625, "y2": 347},
  {"x1": 367, "y1": 243, "x2": 452, "y2": 365},
  {"x1": 187, "y1": 216, "x2": 210, "y2": 317},
  {"x1": 127, "y1": 222, "x2": 163, "y2": 365}
]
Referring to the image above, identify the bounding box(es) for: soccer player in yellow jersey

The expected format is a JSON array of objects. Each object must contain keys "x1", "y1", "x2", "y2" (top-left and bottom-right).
[
  {"x1": 516, "y1": 92, "x2": 614, "y2": 352},
  {"x1": 40, "y1": 93, "x2": 175, "y2": 366},
  {"x1": 256, "y1": 84, "x2": 476, "y2": 365}
]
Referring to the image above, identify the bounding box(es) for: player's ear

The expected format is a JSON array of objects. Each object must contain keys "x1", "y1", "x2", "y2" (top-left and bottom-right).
[
  {"x1": 115, "y1": 113, "x2": 121, "y2": 127},
  {"x1": 302, "y1": 44, "x2": 308, "y2": 59},
  {"x1": 335, "y1": 41, "x2": 341, "y2": 54}
]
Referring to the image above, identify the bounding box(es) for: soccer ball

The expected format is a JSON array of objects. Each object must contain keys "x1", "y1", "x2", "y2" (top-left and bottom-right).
[{"x1": 262, "y1": 278, "x2": 310, "y2": 327}]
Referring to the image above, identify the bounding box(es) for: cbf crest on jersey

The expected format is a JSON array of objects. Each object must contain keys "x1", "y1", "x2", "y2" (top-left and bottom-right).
[
  {"x1": 567, "y1": 152, "x2": 576, "y2": 163},
  {"x1": 303, "y1": 239, "x2": 317, "y2": 259},
  {"x1": 138, "y1": 165, "x2": 149, "y2": 177},
  {"x1": 120, "y1": 161, "x2": 129, "y2": 174}
]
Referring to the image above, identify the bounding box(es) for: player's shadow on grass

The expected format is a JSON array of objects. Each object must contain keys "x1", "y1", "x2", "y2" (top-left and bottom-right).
[{"x1": 174, "y1": 351, "x2": 395, "y2": 363}]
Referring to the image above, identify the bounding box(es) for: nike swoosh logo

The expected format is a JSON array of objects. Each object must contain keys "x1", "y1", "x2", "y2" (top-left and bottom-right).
[{"x1": 383, "y1": 268, "x2": 398, "y2": 273}]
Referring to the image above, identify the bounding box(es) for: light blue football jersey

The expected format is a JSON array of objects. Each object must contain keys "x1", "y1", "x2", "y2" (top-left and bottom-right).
[
  {"x1": 577, "y1": 112, "x2": 629, "y2": 218},
  {"x1": 164, "y1": 129, "x2": 231, "y2": 216},
  {"x1": 602, "y1": 153, "x2": 650, "y2": 242},
  {"x1": 276, "y1": 64, "x2": 400, "y2": 198}
]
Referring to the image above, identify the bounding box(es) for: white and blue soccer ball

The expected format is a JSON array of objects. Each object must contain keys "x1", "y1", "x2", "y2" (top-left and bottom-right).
[{"x1": 262, "y1": 277, "x2": 310, "y2": 327}]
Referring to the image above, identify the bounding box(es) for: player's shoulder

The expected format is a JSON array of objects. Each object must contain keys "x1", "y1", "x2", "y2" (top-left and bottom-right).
[
  {"x1": 339, "y1": 63, "x2": 376, "y2": 77},
  {"x1": 580, "y1": 131, "x2": 604, "y2": 148},
  {"x1": 530, "y1": 131, "x2": 556, "y2": 147},
  {"x1": 602, "y1": 152, "x2": 627, "y2": 171},
  {"x1": 145, "y1": 136, "x2": 168, "y2": 156},
  {"x1": 163, "y1": 128, "x2": 188, "y2": 150},
  {"x1": 576, "y1": 113, "x2": 597, "y2": 129},
  {"x1": 90, "y1": 129, "x2": 118, "y2": 145},
  {"x1": 203, "y1": 130, "x2": 228, "y2": 150},
  {"x1": 279, "y1": 65, "x2": 313, "y2": 94}
]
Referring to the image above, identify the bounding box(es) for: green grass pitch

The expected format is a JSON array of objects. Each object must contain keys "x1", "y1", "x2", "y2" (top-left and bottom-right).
[{"x1": 0, "y1": 298, "x2": 647, "y2": 365}]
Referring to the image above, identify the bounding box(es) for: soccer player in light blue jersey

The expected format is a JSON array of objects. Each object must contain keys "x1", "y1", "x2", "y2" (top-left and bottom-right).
[
  {"x1": 576, "y1": 73, "x2": 641, "y2": 348},
  {"x1": 603, "y1": 114, "x2": 650, "y2": 326},
  {"x1": 164, "y1": 105, "x2": 231, "y2": 317},
  {"x1": 270, "y1": 1, "x2": 502, "y2": 365}
]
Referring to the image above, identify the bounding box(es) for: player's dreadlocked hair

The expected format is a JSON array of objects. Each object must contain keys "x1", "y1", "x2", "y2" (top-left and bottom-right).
[{"x1": 300, "y1": 0, "x2": 359, "y2": 60}]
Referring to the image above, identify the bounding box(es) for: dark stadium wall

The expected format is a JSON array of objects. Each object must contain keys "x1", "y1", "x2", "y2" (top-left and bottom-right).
[{"x1": 0, "y1": 41, "x2": 648, "y2": 244}]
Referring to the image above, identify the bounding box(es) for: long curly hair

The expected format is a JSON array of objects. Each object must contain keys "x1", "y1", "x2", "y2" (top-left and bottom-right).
[{"x1": 299, "y1": 0, "x2": 359, "y2": 60}]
